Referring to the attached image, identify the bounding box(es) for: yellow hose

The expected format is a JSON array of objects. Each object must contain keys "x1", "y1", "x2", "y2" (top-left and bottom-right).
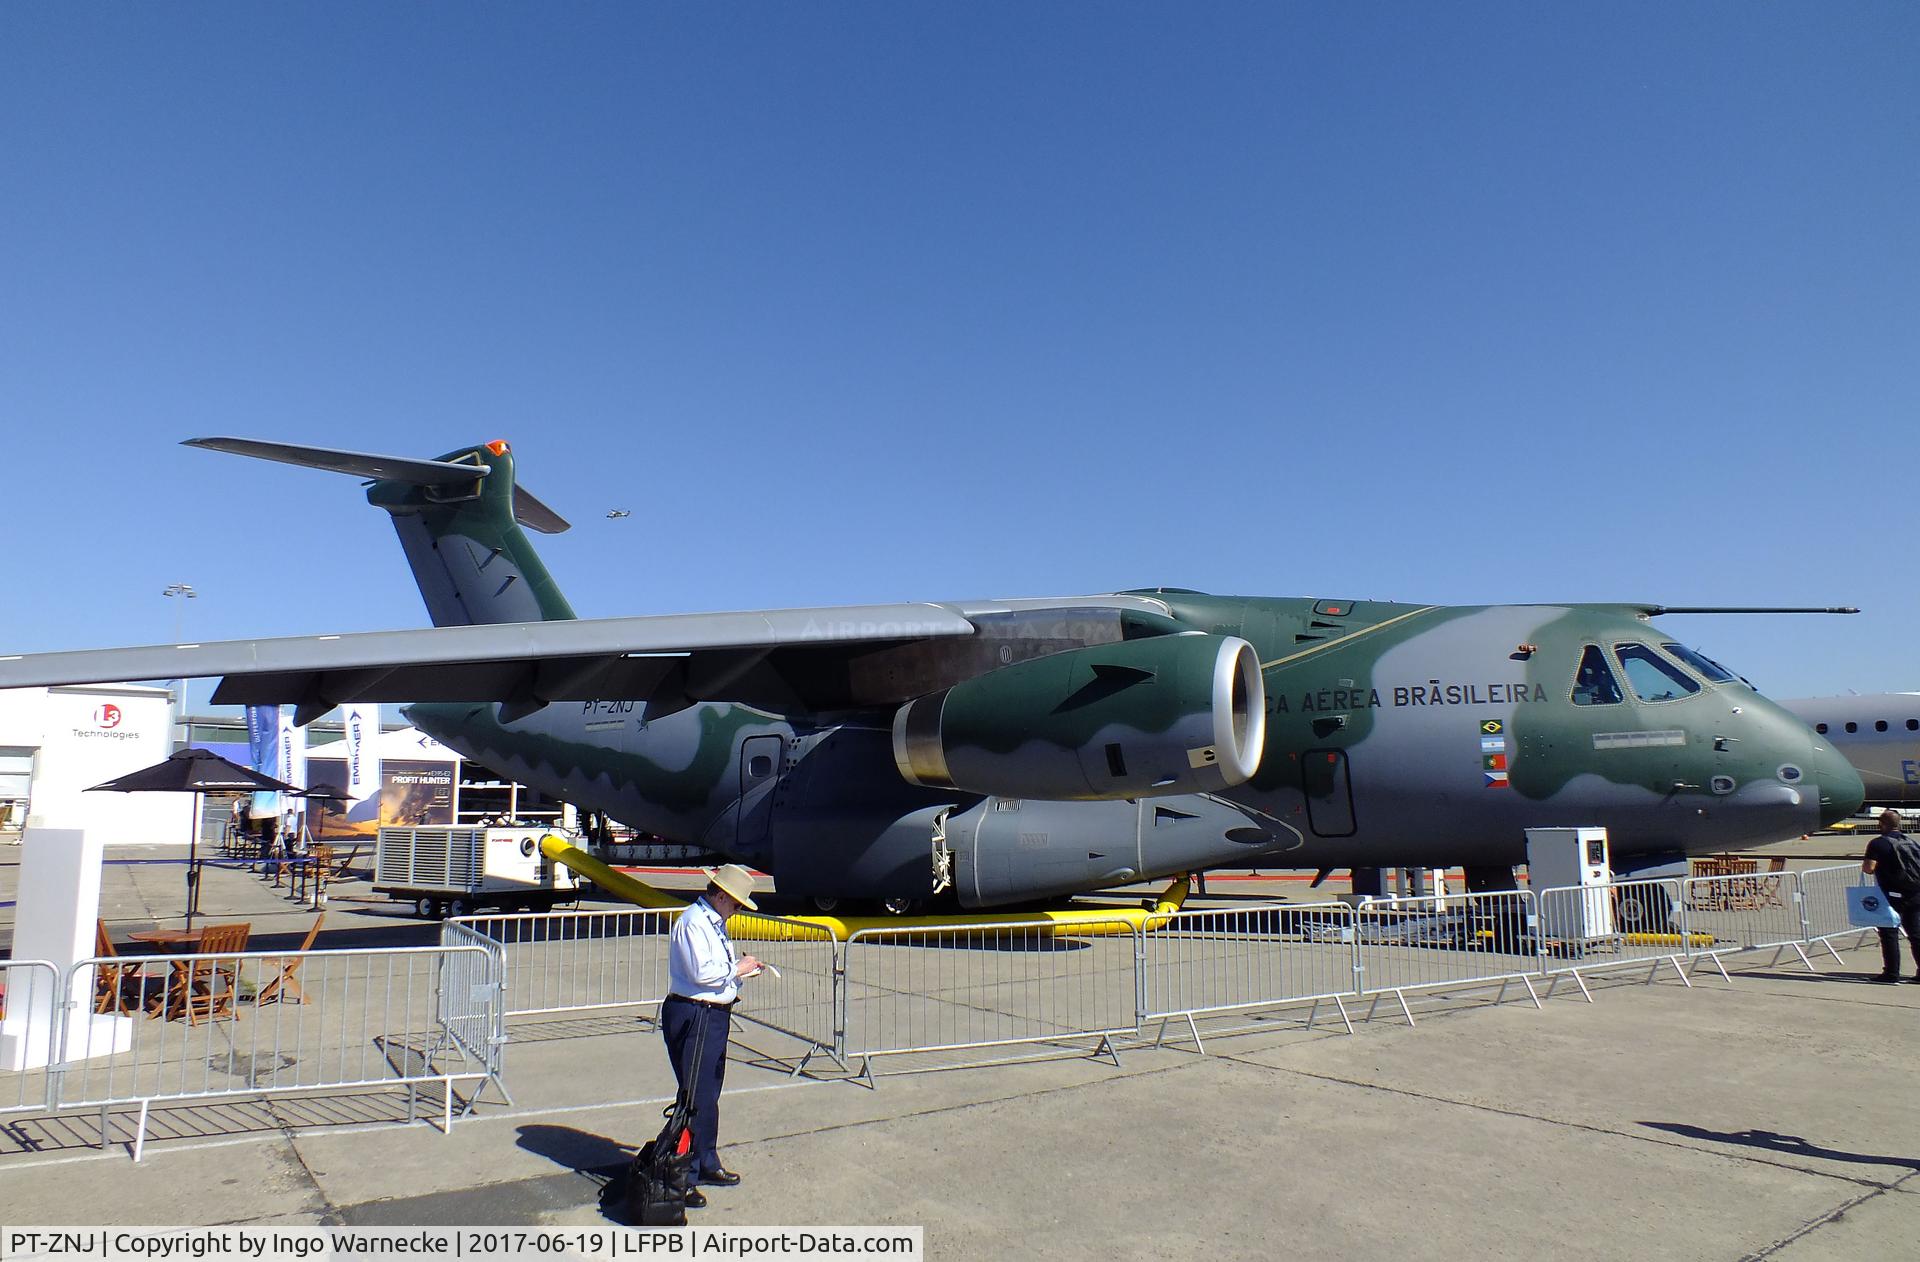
[
  {"x1": 1623, "y1": 932, "x2": 1715, "y2": 947},
  {"x1": 540, "y1": 835, "x2": 1187, "y2": 941}
]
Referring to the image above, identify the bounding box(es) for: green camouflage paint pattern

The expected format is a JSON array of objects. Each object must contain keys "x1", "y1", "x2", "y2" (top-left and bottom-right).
[
  {"x1": 1134, "y1": 591, "x2": 1844, "y2": 809},
  {"x1": 368, "y1": 444, "x2": 577, "y2": 623},
  {"x1": 408, "y1": 699, "x2": 777, "y2": 823},
  {"x1": 933, "y1": 632, "x2": 1229, "y2": 752}
]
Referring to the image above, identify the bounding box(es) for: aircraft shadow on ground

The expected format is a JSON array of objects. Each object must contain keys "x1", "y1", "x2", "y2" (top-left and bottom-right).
[{"x1": 1641, "y1": 1121, "x2": 1920, "y2": 1171}]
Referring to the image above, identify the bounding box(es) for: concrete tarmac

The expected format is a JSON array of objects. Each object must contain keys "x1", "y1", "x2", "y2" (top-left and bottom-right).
[{"x1": 2, "y1": 839, "x2": 1915, "y2": 1258}]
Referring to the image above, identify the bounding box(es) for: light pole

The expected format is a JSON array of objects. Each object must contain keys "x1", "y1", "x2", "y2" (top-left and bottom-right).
[
  {"x1": 161, "y1": 583, "x2": 196, "y2": 747},
  {"x1": 161, "y1": 582, "x2": 198, "y2": 915}
]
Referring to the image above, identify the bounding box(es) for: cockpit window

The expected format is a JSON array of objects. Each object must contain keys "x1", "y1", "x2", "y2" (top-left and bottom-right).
[
  {"x1": 1571, "y1": 644, "x2": 1624, "y2": 706},
  {"x1": 1661, "y1": 643, "x2": 1734, "y2": 684},
  {"x1": 1614, "y1": 642, "x2": 1702, "y2": 703}
]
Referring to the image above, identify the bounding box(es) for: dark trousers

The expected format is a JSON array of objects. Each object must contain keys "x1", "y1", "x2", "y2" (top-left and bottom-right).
[
  {"x1": 661, "y1": 997, "x2": 730, "y2": 1172},
  {"x1": 1877, "y1": 891, "x2": 1920, "y2": 976}
]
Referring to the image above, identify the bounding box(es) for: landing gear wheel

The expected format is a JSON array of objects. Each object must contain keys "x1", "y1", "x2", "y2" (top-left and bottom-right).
[
  {"x1": 881, "y1": 896, "x2": 919, "y2": 916},
  {"x1": 811, "y1": 896, "x2": 841, "y2": 914}
]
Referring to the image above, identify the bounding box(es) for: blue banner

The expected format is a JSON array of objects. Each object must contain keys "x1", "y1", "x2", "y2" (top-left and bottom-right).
[{"x1": 245, "y1": 703, "x2": 281, "y2": 817}]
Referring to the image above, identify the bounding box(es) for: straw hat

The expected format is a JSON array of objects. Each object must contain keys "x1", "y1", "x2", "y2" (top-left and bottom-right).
[{"x1": 704, "y1": 863, "x2": 759, "y2": 911}]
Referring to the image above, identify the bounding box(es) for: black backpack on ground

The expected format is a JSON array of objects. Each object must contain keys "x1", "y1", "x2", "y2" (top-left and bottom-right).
[{"x1": 610, "y1": 1005, "x2": 710, "y2": 1226}]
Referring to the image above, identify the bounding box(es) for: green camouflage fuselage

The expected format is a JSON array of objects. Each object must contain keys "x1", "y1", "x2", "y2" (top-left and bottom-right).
[{"x1": 408, "y1": 592, "x2": 1860, "y2": 906}]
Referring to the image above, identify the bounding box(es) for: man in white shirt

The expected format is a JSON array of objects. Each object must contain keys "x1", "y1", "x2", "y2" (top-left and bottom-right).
[{"x1": 663, "y1": 863, "x2": 763, "y2": 1203}]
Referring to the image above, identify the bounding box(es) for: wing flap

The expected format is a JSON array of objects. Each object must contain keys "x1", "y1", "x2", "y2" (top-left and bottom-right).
[
  {"x1": 0, "y1": 603, "x2": 978, "y2": 693},
  {"x1": 207, "y1": 654, "x2": 683, "y2": 707}
]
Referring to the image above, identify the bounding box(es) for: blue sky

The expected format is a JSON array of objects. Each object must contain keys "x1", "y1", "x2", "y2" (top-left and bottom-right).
[{"x1": 2, "y1": 3, "x2": 1914, "y2": 703}]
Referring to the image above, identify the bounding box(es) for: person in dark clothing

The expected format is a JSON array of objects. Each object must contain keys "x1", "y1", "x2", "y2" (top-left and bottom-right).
[{"x1": 1862, "y1": 809, "x2": 1920, "y2": 982}]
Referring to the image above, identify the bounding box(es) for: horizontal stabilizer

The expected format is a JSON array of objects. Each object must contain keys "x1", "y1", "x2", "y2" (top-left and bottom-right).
[
  {"x1": 183, "y1": 436, "x2": 570, "y2": 534},
  {"x1": 184, "y1": 437, "x2": 488, "y2": 487},
  {"x1": 508, "y1": 484, "x2": 570, "y2": 534}
]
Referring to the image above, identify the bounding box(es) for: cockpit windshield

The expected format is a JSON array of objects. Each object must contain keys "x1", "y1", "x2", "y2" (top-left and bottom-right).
[
  {"x1": 1571, "y1": 644, "x2": 1624, "y2": 706},
  {"x1": 1661, "y1": 643, "x2": 1734, "y2": 684},
  {"x1": 1614, "y1": 643, "x2": 1702, "y2": 703}
]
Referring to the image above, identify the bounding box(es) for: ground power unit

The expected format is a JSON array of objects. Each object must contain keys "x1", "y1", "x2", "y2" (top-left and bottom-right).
[
  {"x1": 374, "y1": 824, "x2": 581, "y2": 918},
  {"x1": 1526, "y1": 825, "x2": 1615, "y2": 939}
]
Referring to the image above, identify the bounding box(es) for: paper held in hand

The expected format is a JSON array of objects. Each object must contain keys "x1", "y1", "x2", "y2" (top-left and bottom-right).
[{"x1": 742, "y1": 961, "x2": 781, "y2": 979}]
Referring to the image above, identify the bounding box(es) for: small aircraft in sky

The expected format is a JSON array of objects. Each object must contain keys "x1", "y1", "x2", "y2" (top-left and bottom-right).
[
  {"x1": 606, "y1": 509, "x2": 631, "y2": 519},
  {"x1": 0, "y1": 438, "x2": 1865, "y2": 910}
]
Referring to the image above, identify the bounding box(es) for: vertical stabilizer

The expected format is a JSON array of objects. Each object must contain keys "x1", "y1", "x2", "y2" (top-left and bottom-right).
[
  {"x1": 368, "y1": 441, "x2": 576, "y2": 626},
  {"x1": 184, "y1": 437, "x2": 576, "y2": 627}
]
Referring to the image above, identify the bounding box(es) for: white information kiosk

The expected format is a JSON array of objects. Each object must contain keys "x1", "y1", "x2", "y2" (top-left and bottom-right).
[{"x1": 0, "y1": 826, "x2": 132, "y2": 1069}]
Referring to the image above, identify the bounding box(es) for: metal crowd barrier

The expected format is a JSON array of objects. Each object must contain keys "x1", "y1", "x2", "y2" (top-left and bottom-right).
[
  {"x1": 1682, "y1": 869, "x2": 1815, "y2": 974},
  {"x1": 447, "y1": 908, "x2": 678, "y2": 1019},
  {"x1": 1797, "y1": 864, "x2": 1880, "y2": 962},
  {"x1": 51, "y1": 943, "x2": 503, "y2": 1161},
  {"x1": 1351, "y1": 890, "x2": 1542, "y2": 1023},
  {"x1": 437, "y1": 923, "x2": 510, "y2": 1099},
  {"x1": 0, "y1": 959, "x2": 62, "y2": 1116},
  {"x1": 446, "y1": 907, "x2": 844, "y2": 1072},
  {"x1": 1536, "y1": 877, "x2": 1694, "y2": 994},
  {"x1": 1139, "y1": 903, "x2": 1359, "y2": 1050},
  {"x1": 727, "y1": 913, "x2": 843, "y2": 1074},
  {"x1": 426, "y1": 862, "x2": 1893, "y2": 1085},
  {"x1": 840, "y1": 918, "x2": 1140, "y2": 1080}
]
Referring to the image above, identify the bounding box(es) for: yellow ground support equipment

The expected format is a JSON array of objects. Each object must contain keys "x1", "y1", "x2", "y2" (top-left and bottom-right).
[{"x1": 538, "y1": 835, "x2": 1187, "y2": 940}]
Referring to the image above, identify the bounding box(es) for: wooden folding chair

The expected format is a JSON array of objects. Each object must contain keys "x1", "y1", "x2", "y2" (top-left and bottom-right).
[
  {"x1": 1756, "y1": 856, "x2": 1789, "y2": 908},
  {"x1": 255, "y1": 914, "x2": 325, "y2": 1006},
  {"x1": 92, "y1": 920, "x2": 158, "y2": 1015},
  {"x1": 165, "y1": 922, "x2": 252, "y2": 1024}
]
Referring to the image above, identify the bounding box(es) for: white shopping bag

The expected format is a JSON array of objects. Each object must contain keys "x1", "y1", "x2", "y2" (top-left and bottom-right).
[{"x1": 1846, "y1": 882, "x2": 1902, "y2": 929}]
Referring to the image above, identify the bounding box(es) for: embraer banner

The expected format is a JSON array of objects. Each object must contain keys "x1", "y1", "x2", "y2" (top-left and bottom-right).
[
  {"x1": 278, "y1": 708, "x2": 306, "y2": 818},
  {"x1": 343, "y1": 703, "x2": 377, "y2": 801}
]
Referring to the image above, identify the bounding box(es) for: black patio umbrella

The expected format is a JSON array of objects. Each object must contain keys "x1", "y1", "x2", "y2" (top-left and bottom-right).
[
  {"x1": 89, "y1": 748, "x2": 303, "y2": 930},
  {"x1": 301, "y1": 783, "x2": 351, "y2": 815}
]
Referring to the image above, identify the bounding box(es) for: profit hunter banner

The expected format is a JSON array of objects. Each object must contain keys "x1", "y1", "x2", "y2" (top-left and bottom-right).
[
  {"x1": 309, "y1": 756, "x2": 451, "y2": 836},
  {"x1": 379, "y1": 759, "x2": 454, "y2": 827}
]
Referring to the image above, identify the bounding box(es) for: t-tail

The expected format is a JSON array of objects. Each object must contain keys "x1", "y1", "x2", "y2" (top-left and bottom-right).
[{"x1": 184, "y1": 437, "x2": 576, "y2": 626}]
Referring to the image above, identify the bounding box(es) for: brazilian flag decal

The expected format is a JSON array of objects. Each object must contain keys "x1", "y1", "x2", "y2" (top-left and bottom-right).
[{"x1": 1480, "y1": 719, "x2": 1503, "y2": 735}]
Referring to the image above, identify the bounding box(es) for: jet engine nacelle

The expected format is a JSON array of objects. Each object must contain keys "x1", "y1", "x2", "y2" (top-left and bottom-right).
[{"x1": 890, "y1": 633, "x2": 1266, "y2": 801}]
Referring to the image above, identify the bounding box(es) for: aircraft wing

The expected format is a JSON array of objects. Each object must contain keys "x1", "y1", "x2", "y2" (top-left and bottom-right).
[{"x1": 0, "y1": 595, "x2": 1173, "y2": 723}]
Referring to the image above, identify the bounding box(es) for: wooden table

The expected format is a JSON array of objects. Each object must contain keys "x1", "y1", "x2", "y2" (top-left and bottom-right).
[
  {"x1": 1689, "y1": 856, "x2": 1782, "y2": 911},
  {"x1": 125, "y1": 928, "x2": 207, "y2": 1018},
  {"x1": 127, "y1": 928, "x2": 206, "y2": 949}
]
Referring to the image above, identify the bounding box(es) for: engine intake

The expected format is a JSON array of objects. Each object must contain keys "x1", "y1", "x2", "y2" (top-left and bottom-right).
[{"x1": 891, "y1": 633, "x2": 1265, "y2": 800}]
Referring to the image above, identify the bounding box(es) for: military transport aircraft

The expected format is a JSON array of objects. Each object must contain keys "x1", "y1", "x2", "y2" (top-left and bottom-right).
[
  {"x1": 0, "y1": 438, "x2": 1865, "y2": 909},
  {"x1": 1781, "y1": 694, "x2": 1920, "y2": 807}
]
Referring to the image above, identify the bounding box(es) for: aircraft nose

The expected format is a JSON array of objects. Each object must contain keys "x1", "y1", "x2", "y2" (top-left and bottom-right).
[{"x1": 1810, "y1": 738, "x2": 1865, "y2": 828}]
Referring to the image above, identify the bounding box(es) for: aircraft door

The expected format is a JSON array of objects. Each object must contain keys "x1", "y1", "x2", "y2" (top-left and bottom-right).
[
  {"x1": 1302, "y1": 748, "x2": 1357, "y2": 837},
  {"x1": 736, "y1": 734, "x2": 785, "y2": 853}
]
